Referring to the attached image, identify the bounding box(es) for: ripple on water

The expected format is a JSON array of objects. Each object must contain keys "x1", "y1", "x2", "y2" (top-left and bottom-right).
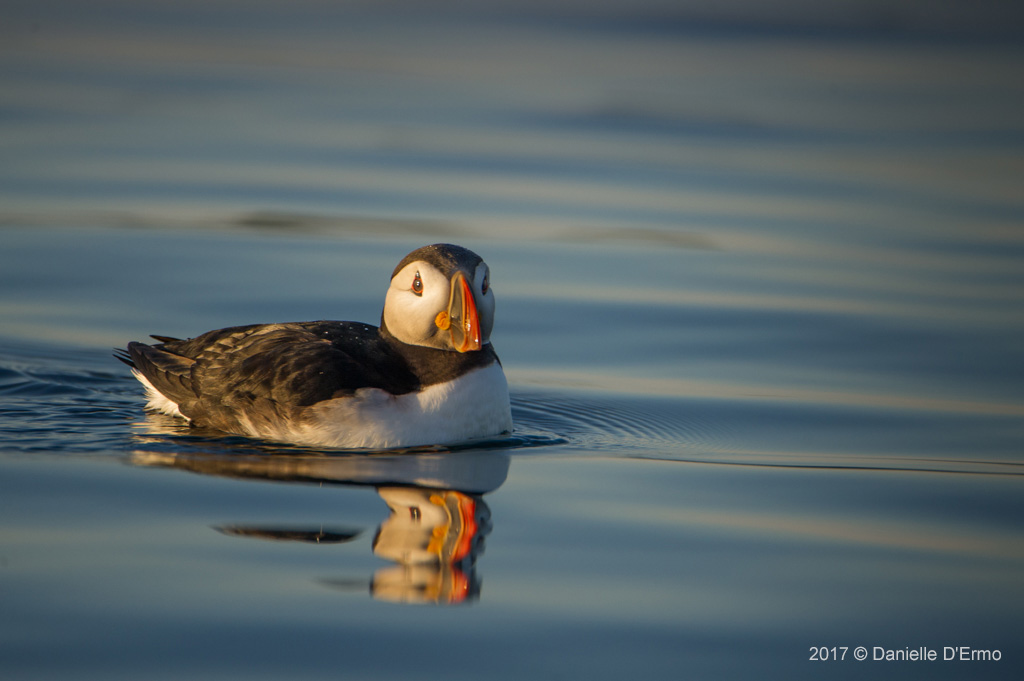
[
  {"x1": 0, "y1": 340, "x2": 140, "y2": 455},
  {"x1": 2, "y1": 338, "x2": 1021, "y2": 478},
  {"x1": 510, "y1": 387, "x2": 1024, "y2": 476},
  {"x1": 1, "y1": 337, "x2": 695, "y2": 460},
  {"x1": 510, "y1": 390, "x2": 721, "y2": 453}
]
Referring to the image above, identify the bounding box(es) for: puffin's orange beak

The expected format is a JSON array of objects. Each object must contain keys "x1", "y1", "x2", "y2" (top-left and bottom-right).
[{"x1": 436, "y1": 271, "x2": 481, "y2": 353}]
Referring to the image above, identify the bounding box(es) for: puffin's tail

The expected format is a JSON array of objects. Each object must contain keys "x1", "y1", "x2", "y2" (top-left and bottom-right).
[
  {"x1": 113, "y1": 347, "x2": 135, "y2": 368},
  {"x1": 114, "y1": 335, "x2": 182, "y2": 368}
]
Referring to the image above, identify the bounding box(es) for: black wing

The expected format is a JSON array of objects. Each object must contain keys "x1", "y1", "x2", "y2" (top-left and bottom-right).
[{"x1": 124, "y1": 321, "x2": 419, "y2": 431}]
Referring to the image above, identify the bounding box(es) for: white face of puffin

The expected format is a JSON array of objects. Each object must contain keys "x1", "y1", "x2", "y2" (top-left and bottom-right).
[{"x1": 383, "y1": 258, "x2": 495, "y2": 352}]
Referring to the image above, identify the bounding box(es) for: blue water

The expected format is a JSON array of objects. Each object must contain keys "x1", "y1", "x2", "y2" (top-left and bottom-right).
[{"x1": 3, "y1": 2, "x2": 1024, "y2": 680}]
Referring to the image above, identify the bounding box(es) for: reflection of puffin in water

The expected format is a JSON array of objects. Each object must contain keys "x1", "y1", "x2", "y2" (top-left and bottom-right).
[
  {"x1": 371, "y1": 488, "x2": 490, "y2": 605},
  {"x1": 130, "y1": 446, "x2": 507, "y2": 605},
  {"x1": 117, "y1": 244, "x2": 512, "y2": 449}
]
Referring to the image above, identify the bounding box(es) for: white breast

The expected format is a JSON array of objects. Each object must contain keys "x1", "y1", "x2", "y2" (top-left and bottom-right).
[{"x1": 274, "y1": 361, "x2": 513, "y2": 449}]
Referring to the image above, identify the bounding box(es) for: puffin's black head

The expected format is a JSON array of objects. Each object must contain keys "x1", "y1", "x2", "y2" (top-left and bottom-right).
[{"x1": 382, "y1": 244, "x2": 494, "y2": 352}]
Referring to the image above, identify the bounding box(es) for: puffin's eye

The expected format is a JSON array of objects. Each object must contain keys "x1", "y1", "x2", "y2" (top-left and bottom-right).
[
  {"x1": 412, "y1": 272, "x2": 423, "y2": 296},
  {"x1": 481, "y1": 273, "x2": 490, "y2": 294}
]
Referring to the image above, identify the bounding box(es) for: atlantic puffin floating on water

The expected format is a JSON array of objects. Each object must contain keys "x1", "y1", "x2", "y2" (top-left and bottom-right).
[{"x1": 116, "y1": 243, "x2": 512, "y2": 449}]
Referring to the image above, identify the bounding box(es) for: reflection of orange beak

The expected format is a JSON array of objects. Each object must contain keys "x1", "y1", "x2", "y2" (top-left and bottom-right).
[
  {"x1": 425, "y1": 491, "x2": 479, "y2": 565},
  {"x1": 439, "y1": 270, "x2": 481, "y2": 353},
  {"x1": 451, "y1": 494, "x2": 478, "y2": 564}
]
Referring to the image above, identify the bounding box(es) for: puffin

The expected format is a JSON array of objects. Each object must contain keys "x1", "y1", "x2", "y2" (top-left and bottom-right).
[{"x1": 116, "y1": 243, "x2": 512, "y2": 449}]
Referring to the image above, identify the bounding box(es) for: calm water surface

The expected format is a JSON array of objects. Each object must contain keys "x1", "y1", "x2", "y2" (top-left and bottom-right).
[{"x1": 2, "y1": 3, "x2": 1024, "y2": 680}]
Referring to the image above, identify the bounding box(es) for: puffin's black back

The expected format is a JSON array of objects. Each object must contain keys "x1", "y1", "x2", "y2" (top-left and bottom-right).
[
  {"x1": 121, "y1": 319, "x2": 499, "y2": 433},
  {"x1": 122, "y1": 321, "x2": 417, "y2": 430}
]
